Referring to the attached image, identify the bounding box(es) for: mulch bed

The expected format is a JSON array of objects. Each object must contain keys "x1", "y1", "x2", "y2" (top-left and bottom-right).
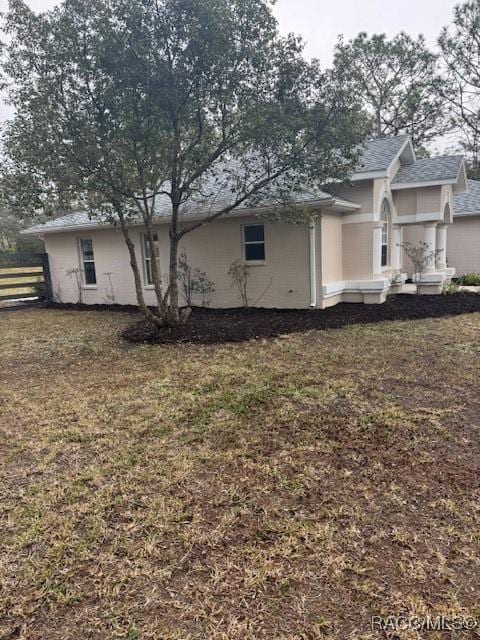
[{"x1": 118, "y1": 293, "x2": 480, "y2": 345}]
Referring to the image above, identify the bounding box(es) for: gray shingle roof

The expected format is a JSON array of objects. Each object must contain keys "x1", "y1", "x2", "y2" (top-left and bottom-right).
[
  {"x1": 392, "y1": 155, "x2": 464, "y2": 185},
  {"x1": 355, "y1": 135, "x2": 410, "y2": 174},
  {"x1": 24, "y1": 187, "x2": 339, "y2": 234},
  {"x1": 454, "y1": 179, "x2": 480, "y2": 216},
  {"x1": 24, "y1": 136, "x2": 467, "y2": 235},
  {"x1": 26, "y1": 212, "x2": 97, "y2": 233}
]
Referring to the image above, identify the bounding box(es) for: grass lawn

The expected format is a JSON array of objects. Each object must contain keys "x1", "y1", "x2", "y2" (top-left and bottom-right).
[{"x1": 1, "y1": 308, "x2": 479, "y2": 639}]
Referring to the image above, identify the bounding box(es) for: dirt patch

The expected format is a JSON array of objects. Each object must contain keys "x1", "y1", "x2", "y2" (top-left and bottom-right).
[{"x1": 120, "y1": 293, "x2": 480, "y2": 344}]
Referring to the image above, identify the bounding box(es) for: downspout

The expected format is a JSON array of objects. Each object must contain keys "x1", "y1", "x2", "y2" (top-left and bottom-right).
[{"x1": 309, "y1": 219, "x2": 317, "y2": 308}]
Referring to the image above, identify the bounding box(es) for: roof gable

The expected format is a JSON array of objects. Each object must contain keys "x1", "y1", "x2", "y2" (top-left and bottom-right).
[
  {"x1": 353, "y1": 135, "x2": 414, "y2": 178},
  {"x1": 392, "y1": 155, "x2": 465, "y2": 189}
]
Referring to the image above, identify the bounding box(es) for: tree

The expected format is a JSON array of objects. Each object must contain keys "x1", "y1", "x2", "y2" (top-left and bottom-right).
[
  {"x1": 439, "y1": 0, "x2": 480, "y2": 171},
  {"x1": 333, "y1": 32, "x2": 446, "y2": 151},
  {"x1": 459, "y1": 133, "x2": 480, "y2": 180},
  {"x1": 400, "y1": 241, "x2": 443, "y2": 283},
  {"x1": 1, "y1": 0, "x2": 368, "y2": 326},
  {"x1": 0, "y1": 211, "x2": 20, "y2": 252}
]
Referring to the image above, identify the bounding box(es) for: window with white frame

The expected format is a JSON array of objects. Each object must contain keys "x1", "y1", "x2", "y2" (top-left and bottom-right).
[
  {"x1": 380, "y1": 200, "x2": 390, "y2": 268},
  {"x1": 243, "y1": 224, "x2": 265, "y2": 262},
  {"x1": 79, "y1": 238, "x2": 96, "y2": 285},
  {"x1": 143, "y1": 232, "x2": 160, "y2": 285}
]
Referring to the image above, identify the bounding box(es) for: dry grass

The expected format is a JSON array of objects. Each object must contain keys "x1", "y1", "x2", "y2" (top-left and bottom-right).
[{"x1": 1, "y1": 308, "x2": 480, "y2": 639}]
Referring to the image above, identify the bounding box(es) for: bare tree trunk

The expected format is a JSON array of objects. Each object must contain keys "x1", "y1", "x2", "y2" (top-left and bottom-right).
[
  {"x1": 143, "y1": 213, "x2": 167, "y2": 317},
  {"x1": 376, "y1": 109, "x2": 382, "y2": 138},
  {"x1": 166, "y1": 203, "x2": 191, "y2": 326},
  {"x1": 167, "y1": 224, "x2": 181, "y2": 324},
  {"x1": 117, "y1": 214, "x2": 163, "y2": 326}
]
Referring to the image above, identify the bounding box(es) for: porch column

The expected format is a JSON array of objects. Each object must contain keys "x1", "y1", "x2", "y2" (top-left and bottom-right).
[
  {"x1": 423, "y1": 222, "x2": 437, "y2": 273},
  {"x1": 391, "y1": 224, "x2": 402, "y2": 270},
  {"x1": 309, "y1": 220, "x2": 317, "y2": 307},
  {"x1": 436, "y1": 224, "x2": 448, "y2": 270},
  {"x1": 373, "y1": 222, "x2": 383, "y2": 275}
]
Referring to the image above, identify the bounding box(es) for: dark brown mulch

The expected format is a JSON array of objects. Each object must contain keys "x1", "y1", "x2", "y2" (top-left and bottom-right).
[{"x1": 120, "y1": 293, "x2": 480, "y2": 345}]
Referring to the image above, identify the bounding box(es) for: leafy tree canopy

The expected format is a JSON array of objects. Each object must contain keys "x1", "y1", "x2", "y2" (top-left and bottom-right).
[
  {"x1": 1, "y1": 0, "x2": 369, "y2": 324},
  {"x1": 333, "y1": 31, "x2": 446, "y2": 152},
  {"x1": 439, "y1": 0, "x2": 480, "y2": 165}
]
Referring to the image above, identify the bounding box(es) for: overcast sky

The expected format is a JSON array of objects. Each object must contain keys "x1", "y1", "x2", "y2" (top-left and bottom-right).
[{"x1": 0, "y1": 0, "x2": 460, "y2": 122}]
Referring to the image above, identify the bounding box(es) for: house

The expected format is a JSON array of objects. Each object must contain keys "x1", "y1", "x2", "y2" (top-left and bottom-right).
[
  {"x1": 449, "y1": 179, "x2": 480, "y2": 275},
  {"x1": 25, "y1": 135, "x2": 469, "y2": 309}
]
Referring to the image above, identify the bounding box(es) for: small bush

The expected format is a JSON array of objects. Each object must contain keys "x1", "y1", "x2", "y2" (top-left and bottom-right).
[
  {"x1": 178, "y1": 252, "x2": 215, "y2": 307},
  {"x1": 442, "y1": 281, "x2": 459, "y2": 295},
  {"x1": 456, "y1": 272, "x2": 480, "y2": 286},
  {"x1": 228, "y1": 259, "x2": 250, "y2": 307}
]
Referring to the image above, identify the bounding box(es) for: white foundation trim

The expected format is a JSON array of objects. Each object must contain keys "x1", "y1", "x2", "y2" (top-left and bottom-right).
[
  {"x1": 322, "y1": 279, "x2": 391, "y2": 299},
  {"x1": 413, "y1": 268, "x2": 456, "y2": 284}
]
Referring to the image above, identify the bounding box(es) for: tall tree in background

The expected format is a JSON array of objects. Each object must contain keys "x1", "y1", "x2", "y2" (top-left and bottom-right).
[
  {"x1": 439, "y1": 0, "x2": 480, "y2": 178},
  {"x1": 2, "y1": 0, "x2": 368, "y2": 327},
  {"x1": 333, "y1": 32, "x2": 446, "y2": 152}
]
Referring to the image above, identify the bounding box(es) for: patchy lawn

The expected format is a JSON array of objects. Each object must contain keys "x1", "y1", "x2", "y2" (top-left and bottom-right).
[{"x1": 1, "y1": 308, "x2": 480, "y2": 640}]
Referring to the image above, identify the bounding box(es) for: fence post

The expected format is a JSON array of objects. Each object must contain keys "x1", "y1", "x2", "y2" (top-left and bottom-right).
[{"x1": 42, "y1": 252, "x2": 53, "y2": 302}]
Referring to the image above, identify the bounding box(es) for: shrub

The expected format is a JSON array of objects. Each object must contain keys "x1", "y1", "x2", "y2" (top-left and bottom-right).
[
  {"x1": 442, "y1": 281, "x2": 459, "y2": 295},
  {"x1": 228, "y1": 259, "x2": 250, "y2": 307},
  {"x1": 456, "y1": 272, "x2": 480, "y2": 286},
  {"x1": 178, "y1": 252, "x2": 215, "y2": 307}
]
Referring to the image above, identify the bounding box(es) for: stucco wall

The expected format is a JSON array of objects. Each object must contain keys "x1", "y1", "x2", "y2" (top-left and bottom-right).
[
  {"x1": 447, "y1": 216, "x2": 480, "y2": 275},
  {"x1": 417, "y1": 186, "x2": 442, "y2": 214},
  {"x1": 45, "y1": 228, "x2": 141, "y2": 306},
  {"x1": 393, "y1": 186, "x2": 442, "y2": 216},
  {"x1": 320, "y1": 213, "x2": 343, "y2": 283},
  {"x1": 44, "y1": 215, "x2": 312, "y2": 309},
  {"x1": 342, "y1": 222, "x2": 374, "y2": 280},
  {"x1": 332, "y1": 181, "x2": 374, "y2": 213},
  {"x1": 401, "y1": 224, "x2": 424, "y2": 275}
]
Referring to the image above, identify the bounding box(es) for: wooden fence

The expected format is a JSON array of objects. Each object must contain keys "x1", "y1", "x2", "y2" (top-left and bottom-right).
[{"x1": 0, "y1": 253, "x2": 52, "y2": 303}]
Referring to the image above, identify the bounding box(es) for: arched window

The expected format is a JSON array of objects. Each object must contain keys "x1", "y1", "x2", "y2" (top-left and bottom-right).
[{"x1": 380, "y1": 200, "x2": 391, "y2": 268}]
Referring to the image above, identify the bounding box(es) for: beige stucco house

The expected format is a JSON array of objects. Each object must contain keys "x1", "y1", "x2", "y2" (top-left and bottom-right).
[
  {"x1": 26, "y1": 135, "x2": 469, "y2": 309},
  {"x1": 449, "y1": 180, "x2": 480, "y2": 275}
]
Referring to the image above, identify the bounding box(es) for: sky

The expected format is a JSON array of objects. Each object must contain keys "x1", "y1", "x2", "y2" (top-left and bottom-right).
[{"x1": 0, "y1": 0, "x2": 460, "y2": 122}]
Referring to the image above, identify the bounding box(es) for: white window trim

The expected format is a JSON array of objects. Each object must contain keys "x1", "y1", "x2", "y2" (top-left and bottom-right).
[
  {"x1": 142, "y1": 232, "x2": 161, "y2": 288},
  {"x1": 78, "y1": 237, "x2": 97, "y2": 288},
  {"x1": 380, "y1": 201, "x2": 391, "y2": 269},
  {"x1": 243, "y1": 223, "x2": 266, "y2": 264}
]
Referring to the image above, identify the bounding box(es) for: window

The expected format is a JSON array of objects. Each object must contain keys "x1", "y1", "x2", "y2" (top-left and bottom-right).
[
  {"x1": 380, "y1": 200, "x2": 390, "y2": 268},
  {"x1": 79, "y1": 238, "x2": 96, "y2": 285},
  {"x1": 143, "y1": 232, "x2": 160, "y2": 285},
  {"x1": 243, "y1": 224, "x2": 265, "y2": 262}
]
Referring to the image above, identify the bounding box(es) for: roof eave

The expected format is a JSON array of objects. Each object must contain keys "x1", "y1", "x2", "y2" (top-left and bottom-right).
[
  {"x1": 351, "y1": 170, "x2": 388, "y2": 181},
  {"x1": 23, "y1": 196, "x2": 360, "y2": 235},
  {"x1": 391, "y1": 178, "x2": 460, "y2": 191},
  {"x1": 453, "y1": 210, "x2": 480, "y2": 218}
]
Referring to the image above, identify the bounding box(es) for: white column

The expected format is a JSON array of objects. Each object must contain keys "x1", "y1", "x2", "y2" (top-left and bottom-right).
[
  {"x1": 391, "y1": 224, "x2": 402, "y2": 270},
  {"x1": 309, "y1": 220, "x2": 317, "y2": 307},
  {"x1": 436, "y1": 224, "x2": 447, "y2": 270},
  {"x1": 373, "y1": 222, "x2": 383, "y2": 275},
  {"x1": 423, "y1": 223, "x2": 437, "y2": 272}
]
